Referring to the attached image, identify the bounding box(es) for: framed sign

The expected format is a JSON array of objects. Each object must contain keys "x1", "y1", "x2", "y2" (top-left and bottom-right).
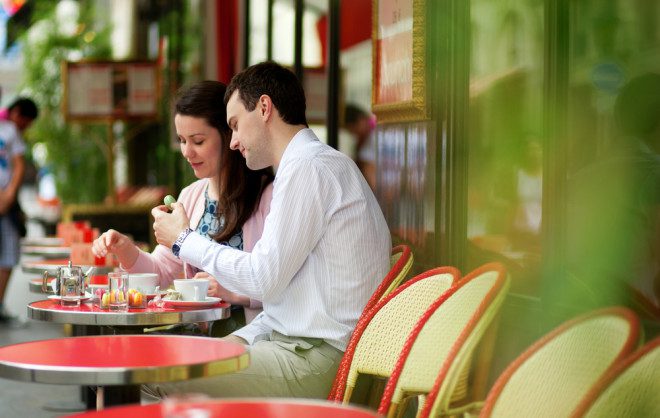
[
  {"x1": 372, "y1": 0, "x2": 428, "y2": 123},
  {"x1": 63, "y1": 61, "x2": 159, "y2": 121}
]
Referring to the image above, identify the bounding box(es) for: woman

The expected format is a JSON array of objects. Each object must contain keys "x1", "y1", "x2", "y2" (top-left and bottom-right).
[{"x1": 92, "y1": 81, "x2": 273, "y2": 323}]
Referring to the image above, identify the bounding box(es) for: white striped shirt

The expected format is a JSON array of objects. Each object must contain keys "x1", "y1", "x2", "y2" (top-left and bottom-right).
[{"x1": 180, "y1": 128, "x2": 391, "y2": 350}]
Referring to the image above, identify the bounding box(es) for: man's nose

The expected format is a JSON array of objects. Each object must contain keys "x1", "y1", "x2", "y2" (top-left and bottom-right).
[{"x1": 229, "y1": 134, "x2": 239, "y2": 150}]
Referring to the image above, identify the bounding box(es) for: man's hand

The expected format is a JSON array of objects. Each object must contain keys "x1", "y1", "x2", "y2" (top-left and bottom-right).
[
  {"x1": 194, "y1": 271, "x2": 250, "y2": 306},
  {"x1": 152, "y1": 202, "x2": 190, "y2": 248}
]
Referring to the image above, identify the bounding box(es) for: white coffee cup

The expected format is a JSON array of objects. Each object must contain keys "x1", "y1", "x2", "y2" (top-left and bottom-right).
[
  {"x1": 174, "y1": 279, "x2": 209, "y2": 301},
  {"x1": 128, "y1": 273, "x2": 158, "y2": 294}
]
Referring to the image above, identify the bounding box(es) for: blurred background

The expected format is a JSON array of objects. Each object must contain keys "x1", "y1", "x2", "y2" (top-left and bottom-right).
[{"x1": 0, "y1": 0, "x2": 658, "y2": 400}]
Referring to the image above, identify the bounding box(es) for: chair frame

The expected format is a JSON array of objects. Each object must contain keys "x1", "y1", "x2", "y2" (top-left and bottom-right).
[
  {"x1": 329, "y1": 265, "x2": 461, "y2": 403},
  {"x1": 379, "y1": 262, "x2": 509, "y2": 417}
]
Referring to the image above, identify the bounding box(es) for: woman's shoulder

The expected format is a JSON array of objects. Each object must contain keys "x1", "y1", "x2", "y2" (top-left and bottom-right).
[{"x1": 179, "y1": 178, "x2": 208, "y2": 199}]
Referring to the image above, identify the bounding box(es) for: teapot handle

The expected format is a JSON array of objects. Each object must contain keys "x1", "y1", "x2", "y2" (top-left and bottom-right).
[{"x1": 43, "y1": 270, "x2": 56, "y2": 294}]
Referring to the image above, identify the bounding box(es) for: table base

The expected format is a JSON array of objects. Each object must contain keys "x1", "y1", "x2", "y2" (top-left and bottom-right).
[{"x1": 42, "y1": 400, "x2": 87, "y2": 413}]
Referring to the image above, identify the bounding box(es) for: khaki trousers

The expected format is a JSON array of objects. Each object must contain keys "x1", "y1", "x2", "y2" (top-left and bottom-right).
[{"x1": 142, "y1": 331, "x2": 343, "y2": 401}]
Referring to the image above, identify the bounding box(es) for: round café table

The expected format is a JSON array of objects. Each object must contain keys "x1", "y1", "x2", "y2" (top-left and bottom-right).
[
  {"x1": 21, "y1": 236, "x2": 64, "y2": 247},
  {"x1": 63, "y1": 399, "x2": 383, "y2": 418},
  {"x1": 27, "y1": 299, "x2": 232, "y2": 410},
  {"x1": 29, "y1": 278, "x2": 55, "y2": 294},
  {"x1": 21, "y1": 245, "x2": 71, "y2": 259},
  {"x1": 22, "y1": 258, "x2": 114, "y2": 276},
  {"x1": 28, "y1": 299, "x2": 231, "y2": 327},
  {"x1": 0, "y1": 335, "x2": 249, "y2": 411}
]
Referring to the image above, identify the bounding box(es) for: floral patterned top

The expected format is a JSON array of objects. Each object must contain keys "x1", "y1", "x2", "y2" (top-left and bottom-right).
[{"x1": 195, "y1": 187, "x2": 244, "y2": 250}]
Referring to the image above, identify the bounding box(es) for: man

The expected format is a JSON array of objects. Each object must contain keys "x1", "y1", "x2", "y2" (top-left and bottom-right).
[
  {"x1": 343, "y1": 103, "x2": 376, "y2": 189},
  {"x1": 0, "y1": 97, "x2": 38, "y2": 323},
  {"x1": 149, "y1": 62, "x2": 391, "y2": 398}
]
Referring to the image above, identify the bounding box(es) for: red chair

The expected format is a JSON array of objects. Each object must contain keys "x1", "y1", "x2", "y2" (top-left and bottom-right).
[
  {"x1": 377, "y1": 263, "x2": 510, "y2": 418},
  {"x1": 329, "y1": 266, "x2": 460, "y2": 404},
  {"x1": 419, "y1": 307, "x2": 641, "y2": 418},
  {"x1": 570, "y1": 336, "x2": 660, "y2": 418},
  {"x1": 328, "y1": 245, "x2": 415, "y2": 400},
  {"x1": 364, "y1": 245, "x2": 414, "y2": 313}
]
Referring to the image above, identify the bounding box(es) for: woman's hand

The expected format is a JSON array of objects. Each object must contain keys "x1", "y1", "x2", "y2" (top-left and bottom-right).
[
  {"x1": 193, "y1": 271, "x2": 250, "y2": 306},
  {"x1": 92, "y1": 229, "x2": 139, "y2": 268}
]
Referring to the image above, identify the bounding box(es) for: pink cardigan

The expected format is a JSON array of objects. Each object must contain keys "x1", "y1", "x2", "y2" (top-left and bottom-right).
[{"x1": 126, "y1": 178, "x2": 273, "y2": 289}]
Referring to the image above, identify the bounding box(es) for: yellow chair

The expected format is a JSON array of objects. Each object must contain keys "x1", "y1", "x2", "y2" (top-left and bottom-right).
[
  {"x1": 330, "y1": 266, "x2": 461, "y2": 403},
  {"x1": 377, "y1": 263, "x2": 510, "y2": 418},
  {"x1": 426, "y1": 307, "x2": 641, "y2": 418},
  {"x1": 570, "y1": 336, "x2": 659, "y2": 418}
]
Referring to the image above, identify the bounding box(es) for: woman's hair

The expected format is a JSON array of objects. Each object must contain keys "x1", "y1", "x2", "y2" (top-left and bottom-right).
[{"x1": 174, "y1": 80, "x2": 274, "y2": 243}]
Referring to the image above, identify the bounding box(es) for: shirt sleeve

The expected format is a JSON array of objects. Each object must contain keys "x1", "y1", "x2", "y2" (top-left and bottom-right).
[{"x1": 179, "y1": 159, "x2": 335, "y2": 301}]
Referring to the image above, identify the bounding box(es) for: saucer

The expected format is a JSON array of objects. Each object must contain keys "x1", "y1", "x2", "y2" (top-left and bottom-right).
[
  {"x1": 48, "y1": 295, "x2": 91, "y2": 302},
  {"x1": 162, "y1": 297, "x2": 222, "y2": 308}
]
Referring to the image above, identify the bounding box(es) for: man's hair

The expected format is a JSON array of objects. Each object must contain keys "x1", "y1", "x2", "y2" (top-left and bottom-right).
[
  {"x1": 614, "y1": 73, "x2": 660, "y2": 140},
  {"x1": 174, "y1": 80, "x2": 274, "y2": 243},
  {"x1": 224, "y1": 61, "x2": 307, "y2": 126},
  {"x1": 8, "y1": 97, "x2": 38, "y2": 119}
]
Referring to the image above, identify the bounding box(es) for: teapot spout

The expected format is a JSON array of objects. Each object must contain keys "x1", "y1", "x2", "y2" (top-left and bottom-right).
[{"x1": 84, "y1": 266, "x2": 95, "y2": 278}]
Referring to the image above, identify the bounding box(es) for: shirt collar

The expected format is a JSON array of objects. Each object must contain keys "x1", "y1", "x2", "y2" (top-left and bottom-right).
[{"x1": 277, "y1": 128, "x2": 318, "y2": 173}]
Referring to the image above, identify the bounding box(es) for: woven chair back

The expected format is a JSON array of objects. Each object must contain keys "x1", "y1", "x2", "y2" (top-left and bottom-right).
[
  {"x1": 570, "y1": 336, "x2": 659, "y2": 418},
  {"x1": 479, "y1": 307, "x2": 641, "y2": 418},
  {"x1": 380, "y1": 263, "x2": 510, "y2": 418},
  {"x1": 330, "y1": 266, "x2": 460, "y2": 403}
]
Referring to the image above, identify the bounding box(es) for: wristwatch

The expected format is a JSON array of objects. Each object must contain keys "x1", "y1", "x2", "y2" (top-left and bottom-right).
[{"x1": 172, "y1": 228, "x2": 193, "y2": 258}]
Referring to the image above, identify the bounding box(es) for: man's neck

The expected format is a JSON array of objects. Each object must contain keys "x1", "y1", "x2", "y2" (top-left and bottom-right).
[{"x1": 271, "y1": 124, "x2": 308, "y2": 171}]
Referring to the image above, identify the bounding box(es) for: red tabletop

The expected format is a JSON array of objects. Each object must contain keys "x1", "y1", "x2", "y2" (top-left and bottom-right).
[
  {"x1": 28, "y1": 299, "x2": 230, "y2": 326},
  {"x1": 65, "y1": 399, "x2": 383, "y2": 418},
  {"x1": 0, "y1": 335, "x2": 249, "y2": 386}
]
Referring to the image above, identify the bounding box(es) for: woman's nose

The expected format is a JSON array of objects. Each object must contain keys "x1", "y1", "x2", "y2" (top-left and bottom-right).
[{"x1": 181, "y1": 143, "x2": 194, "y2": 158}]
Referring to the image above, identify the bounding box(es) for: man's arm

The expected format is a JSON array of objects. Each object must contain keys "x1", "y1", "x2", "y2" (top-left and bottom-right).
[{"x1": 180, "y1": 160, "x2": 332, "y2": 301}]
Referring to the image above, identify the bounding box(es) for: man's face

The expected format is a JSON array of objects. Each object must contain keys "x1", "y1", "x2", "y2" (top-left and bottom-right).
[
  {"x1": 226, "y1": 91, "x2": 271, "y2": 170},
  {"x1": 9, "y1": 109, "x2": 34, "y2": 133}
]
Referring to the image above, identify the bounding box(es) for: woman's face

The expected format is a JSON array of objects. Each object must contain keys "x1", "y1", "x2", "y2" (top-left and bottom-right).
[{"x1": 174, "y1": 114, "x2": 222, "y2": 179}]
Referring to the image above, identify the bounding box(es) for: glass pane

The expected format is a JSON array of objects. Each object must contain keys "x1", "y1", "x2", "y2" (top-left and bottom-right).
[
  {"x1": 466, "y1": 0, "x2": 545, "y2": 296},
  {"x1": 562, "y1": 1, "x2": 660, "y2": 315}
]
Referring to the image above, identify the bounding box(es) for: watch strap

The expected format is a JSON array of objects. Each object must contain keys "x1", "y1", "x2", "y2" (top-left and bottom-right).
[{"x1": 172, "y1": 228, "x2": 193, "y2": 258}]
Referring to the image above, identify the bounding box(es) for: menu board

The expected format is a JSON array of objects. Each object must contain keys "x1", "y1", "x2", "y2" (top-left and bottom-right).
[{"x1": 63, "y1": 61, "x2": 159, "y2": 121}]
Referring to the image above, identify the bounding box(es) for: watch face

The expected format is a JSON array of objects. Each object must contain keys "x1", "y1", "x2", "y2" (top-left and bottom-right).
[{"x1": 172, "y1": 244, "x2": 181, "y2": 256}]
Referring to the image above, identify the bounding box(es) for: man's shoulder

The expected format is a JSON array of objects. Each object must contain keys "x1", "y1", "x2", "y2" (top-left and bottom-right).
[{"x1": 0, "y1": 120, "x2": 19, "y2": 138}]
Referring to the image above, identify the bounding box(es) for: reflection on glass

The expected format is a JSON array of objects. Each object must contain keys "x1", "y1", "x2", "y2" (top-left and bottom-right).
[
  {"x1": 558, "y1": 0, "x2": 660, "y2": 319},
  {"x1": 376, "y1": 122, "x2": 435, "y2": 249},
  {"x1": 467, "y1": 0, "x2": 544, "y2": 295}
]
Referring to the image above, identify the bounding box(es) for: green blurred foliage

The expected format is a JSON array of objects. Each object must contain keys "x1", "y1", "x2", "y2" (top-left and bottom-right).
[{"x1": 19, "y1": 0, "x2": 112, "y2": 203}]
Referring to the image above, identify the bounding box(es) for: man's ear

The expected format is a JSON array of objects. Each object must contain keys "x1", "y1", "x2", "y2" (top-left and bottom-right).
[{"x1": 259, "y1": 95, "x2": 273, "y2": 120}]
